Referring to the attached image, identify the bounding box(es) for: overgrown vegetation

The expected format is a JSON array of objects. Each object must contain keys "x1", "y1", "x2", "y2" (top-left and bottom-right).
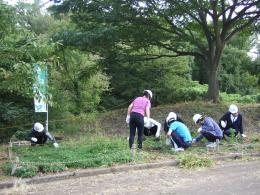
[
  {"x1": 0, "y1": 0, "x2": 259, "y2": 179},
  {"x1": 3, "y1": 132, "x2": 260, "y2": 177},
  {"x1": 3, "y1": 135, "x2": 132, "y2": 177},
  {"x1": 0, "y1": 1, "x2": 259, "y2": 142}
]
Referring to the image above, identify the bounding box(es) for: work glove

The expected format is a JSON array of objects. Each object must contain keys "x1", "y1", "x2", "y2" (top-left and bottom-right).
[
  {"x1": 31, "y1": 137, "x2": 37, "y2": 142},
  {"x1": 125, "y1": 115, "x2": 130, "y2": 124},
  {"x1": 241, "y1": 134, "x2": 247, "y2": 138},
  {"x1": 53, "y1": 142, "x2": 59, "y2": 148},
  {"x1": 197, "y1": 127, "x2": 202, "y2": 133},
  {"x1": 220, "y1": 120, "x2": 227, "y2": 128}
]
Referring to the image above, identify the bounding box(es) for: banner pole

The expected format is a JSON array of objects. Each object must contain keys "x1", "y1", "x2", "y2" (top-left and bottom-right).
[
  {"x1": 46, "y1": 62, "x2": 48, "y2": 132},
  {"x1": 46, "y1": 104, "x2": 48, "y2": 132}
]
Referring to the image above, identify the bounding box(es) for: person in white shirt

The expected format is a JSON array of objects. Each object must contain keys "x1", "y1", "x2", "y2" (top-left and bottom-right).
[
  {"x1": 126, "y1": 116, "x2": 161, "y2": 139},
  {"x1": 143, "y1": 117, "x2": 162, "y2": 138},
  {"x1": 219, "y1": 104, "x2": 246, "y2": 138}
]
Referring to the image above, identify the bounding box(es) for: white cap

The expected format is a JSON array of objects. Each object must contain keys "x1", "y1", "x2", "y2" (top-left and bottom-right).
[
  {"x1": 33, "y1": 122, "x2": 44, "y2": 132},
  {"x1": 144, "y1": 90, "x2": 153, "y2": 99},
  {"x1": 229, "y1": 104, "x2": 238, "y2": 113},
  {"x1": 166, "y1": 112, "x2": 177, "y2": 123},
  {"x1": 193, "y1": 114, "x2": 202, "y2": 124}
]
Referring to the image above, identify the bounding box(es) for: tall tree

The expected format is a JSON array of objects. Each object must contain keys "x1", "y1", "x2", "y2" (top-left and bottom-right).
[{"x1": 51, "y1": 0, "x2": 260, "y2": 102}]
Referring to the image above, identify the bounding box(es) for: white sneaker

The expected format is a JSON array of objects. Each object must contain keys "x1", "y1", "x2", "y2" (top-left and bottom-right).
[
  {"x1": 172, "y1": 147, "x2": 184, "y2": 152},
  {"x1": 206, "y1": 142, "x2": 216, "y2": 148}
]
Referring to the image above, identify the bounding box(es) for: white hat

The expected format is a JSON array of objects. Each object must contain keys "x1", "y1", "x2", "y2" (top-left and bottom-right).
[
  {"x1": 229, "y1": 104, "x2": 238, "y2": 114},
  {"x1": 193, "y1": 114, "x2": 202, "y2": 124},
  {"x1": 166, "y1": 112, "x2": 177, "y2": 123},
  {"x1": 144, "y1": 90, "x2": 153, "y2": 99},
  {"x1": 33, "y1": 122, "x2": 44, "y2": 132}
]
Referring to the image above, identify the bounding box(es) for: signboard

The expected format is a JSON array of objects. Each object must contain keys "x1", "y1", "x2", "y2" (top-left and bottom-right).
[{"x1": 33, "y1": 64, "x2": 47, "y2": 112}]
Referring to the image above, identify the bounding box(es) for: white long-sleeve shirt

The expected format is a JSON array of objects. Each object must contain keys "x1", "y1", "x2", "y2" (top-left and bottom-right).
[{"x1": 144, "y1": 117, "x2": 162, "y2": 137}]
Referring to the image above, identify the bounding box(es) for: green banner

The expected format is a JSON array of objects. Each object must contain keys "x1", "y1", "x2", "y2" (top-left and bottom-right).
[{"x1": 33, "y1": 64, "x2": 47, "y2": 112}]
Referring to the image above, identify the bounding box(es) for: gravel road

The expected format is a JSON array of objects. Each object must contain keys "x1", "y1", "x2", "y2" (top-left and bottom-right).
[{"x1": 1, "y1": 160, "x2": 260, "y2": 195}]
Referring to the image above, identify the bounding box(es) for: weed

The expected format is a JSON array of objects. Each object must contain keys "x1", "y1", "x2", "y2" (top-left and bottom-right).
[
  {"x1": 178, "y1": 154, "x2": 213, "y2": 169},
  {"x1": 7, "y1": 136, "x2": 133, "y2": 177}
]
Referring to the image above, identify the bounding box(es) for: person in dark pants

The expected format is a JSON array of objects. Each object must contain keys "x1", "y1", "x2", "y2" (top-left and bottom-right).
[
  {"x1": 163, "y1": 112, "x2": 185, "y2": 134},
  {"x1": 219, "y1": 104, "x2": 246, "y2": 138},
  {"x1": 126, "y1": 90, "x2": 152, "y2": 149},
  {"x1": 143, "y1": 117, "x2": 162, "y2": 138},
  {"x1": 28, "y1": 122, "x2": 59, "y2": 148},
  {"x1": 165, "y1": 112, "x2": 192, "y2": 152},
  {"x1": 192, "y1": 114, "x2": 223, "y2": 146}
]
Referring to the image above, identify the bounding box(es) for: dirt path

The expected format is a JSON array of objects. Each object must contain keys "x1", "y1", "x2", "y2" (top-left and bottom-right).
[{"x1": 1, "y1": 160, "x2": 260, "y2": 195}]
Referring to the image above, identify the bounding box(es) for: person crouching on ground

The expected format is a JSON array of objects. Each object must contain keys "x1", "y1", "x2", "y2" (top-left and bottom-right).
[
  {"x1": 192, "y1": 114, "x2": 223, "y2": 146},
  {"x1": 219, "y1": 104, "x2": 246, "y2": 138},
  {"x1": 125, "y1": 90, "x2": 152, "y2": 150},
  {"x1": 143, "y1": 117, "x2": 162, "y2": 139},
  {"x1": 163, "y1": 112, "x2": 185, "y2": 133},
  {"x1": 28, "y1": 122, "x2": 59, "y2": 148},
  {"x1": 165, "y1": 112, "x2": 192, "y2": 152}
]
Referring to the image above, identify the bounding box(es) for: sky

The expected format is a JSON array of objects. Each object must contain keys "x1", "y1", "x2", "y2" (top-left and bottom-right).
[
  {"x1": 5, "y1": 0, "x2": 54, "y2": 8},
  {"x1": 6, "y1": 0, "x2": 35, "y2": 5},
  {"x1": 5, "y1": 0, "x2": 55, "y2": 12}
]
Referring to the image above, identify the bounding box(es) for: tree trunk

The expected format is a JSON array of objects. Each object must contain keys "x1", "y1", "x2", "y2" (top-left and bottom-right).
[
  {"x1": 206, "y1": 68, "x2": 219, "y2": 103},
  {"x1": 205, "y1": 41, "x2": 224, "y2": 103}
]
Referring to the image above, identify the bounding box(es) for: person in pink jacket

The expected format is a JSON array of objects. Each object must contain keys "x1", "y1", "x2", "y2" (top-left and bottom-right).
[{"x1": 126, "y1": 90, "x2": 152, "y2": 149}]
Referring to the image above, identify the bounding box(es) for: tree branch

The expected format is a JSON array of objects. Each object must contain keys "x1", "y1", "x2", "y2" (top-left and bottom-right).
[{"x1": 225, "y1": 13, "x2": 260, "y2": 42}]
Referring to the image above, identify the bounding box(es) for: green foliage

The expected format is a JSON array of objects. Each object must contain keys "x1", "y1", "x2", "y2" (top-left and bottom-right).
[
  {"x1": 220, "y1": 92, "x2": 259, "y2": 103},
  {"x1": 178, "y1": 155, "x2": 213, "y2": 169},
  {"x1": 2, "y1": 162, "x2": 37, "y2": 178},
  {"x1": 50, "y1": 49, "x2": 110, "y2": 114},
  {"x1": 12, "y1": 129, "x2": 31, "y2": 141},
  {"x1": 50, "y1": 0, "x2": 260, "y2": 102},
  {"x1": 8, "y1": 136, "x2": 131, "y2": 177},
  {"x1": 0, "y1": 2, "x2": 16, "y2": 39},
  {"x1": 0, "y1": 0, "x2": 259, "y2": 145},
  {"x1": 4, "y1": 134, "x2": 259, "y2": 177},
  {"x1": 155, "y1": 57, "x2": 208, "y2": 103},
  {"x1": 0, "y1": 102, "x2": 33, "y2": 142},
  {"x1": 0, "y1": 2, "x2": 109, "y2": 142},
  {"x1": 227, "y1": 129, "x2": 236, "y2": 144},
  {"x1": 100, "y1": 54, "x2": 208, "y2": 107},
  {"x1": 219, "y1": 44, "x2": 259, "y2": 95}
]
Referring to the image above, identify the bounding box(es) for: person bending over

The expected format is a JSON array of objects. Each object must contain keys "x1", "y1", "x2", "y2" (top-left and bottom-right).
[{"x1": 28, "y1": 122, "x2": 59, "y2": 148}]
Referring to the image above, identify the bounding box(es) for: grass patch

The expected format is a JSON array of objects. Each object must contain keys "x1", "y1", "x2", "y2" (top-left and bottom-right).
[
  {"x1": 178, "y1": 154, "x2": 213, "y2": 169},
  {"x1": 7, "y1": 135, "x2": 134, "y2": 177},
  {"x1": 3, "y1": 133, "x2": 260, "y2": 178}
]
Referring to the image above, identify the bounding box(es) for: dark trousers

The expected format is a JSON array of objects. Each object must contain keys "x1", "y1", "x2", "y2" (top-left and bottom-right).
[
  {"x1": 129, "y1": 112, "x2": 144, "y2": 149},
  {"x1": 170, "y1": 131, "x2": 191, "y2": 149},
  {"x1": 144, "y1": 126, "x2": 157, "y2": 136},
  {"x1": 196, "y1": 132, "x2": 222, "y2": 142}
]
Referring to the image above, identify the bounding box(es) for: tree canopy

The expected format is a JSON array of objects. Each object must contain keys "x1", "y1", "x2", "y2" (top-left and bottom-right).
[{"x1": 51, "y1": 0, "x2": 260, "y2": 102}]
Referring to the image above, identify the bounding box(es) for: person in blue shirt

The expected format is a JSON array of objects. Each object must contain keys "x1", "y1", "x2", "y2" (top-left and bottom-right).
[
  {"x1": 219, "y1": 104, "x2": 246, "y2": 138},
  {"x1": 165, "y1": 112, "x2": 192, "y2": 151},
  {"x1": 192, "y1": 114, "x2": 223, "y2": 145},
  {"x1": 163, "y1": 112, "x2": 185, "y2": 133}
]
